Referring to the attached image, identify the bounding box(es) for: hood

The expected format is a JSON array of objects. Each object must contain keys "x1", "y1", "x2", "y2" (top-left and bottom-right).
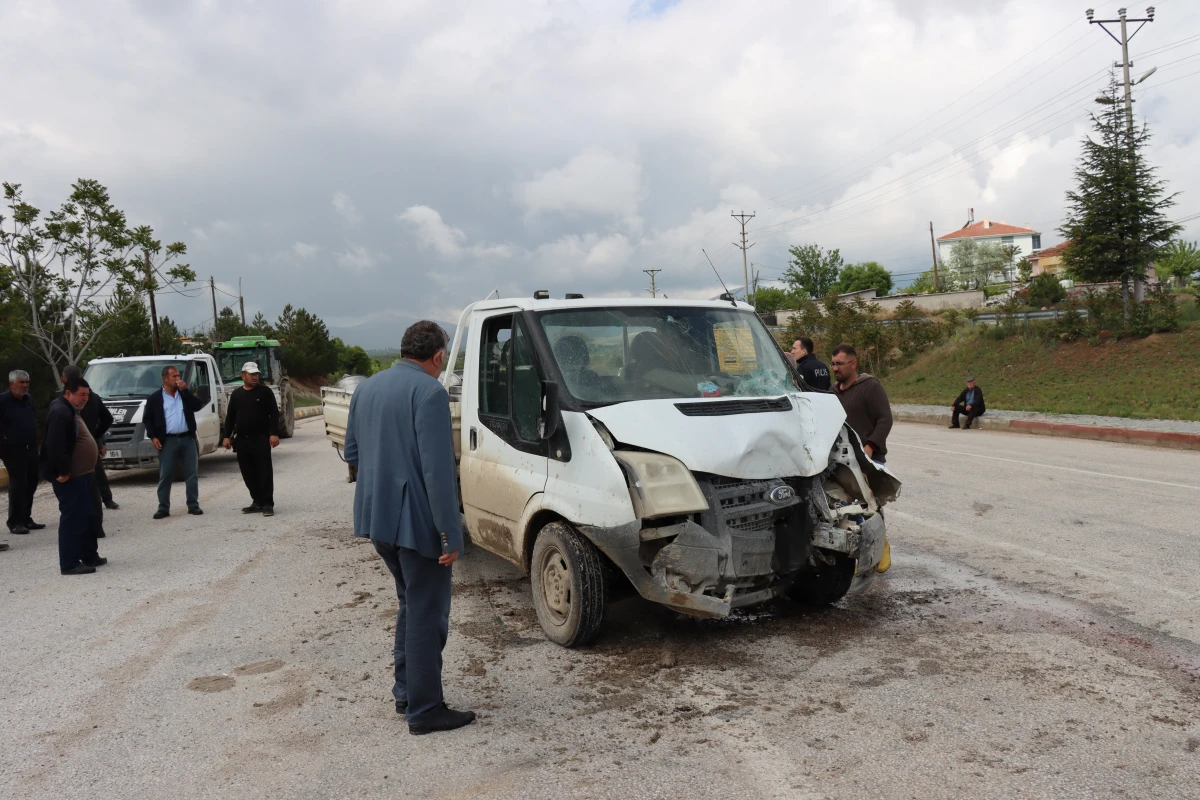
[{"x1": 587, "y1": 393, "x2": 847, "y2": 480}]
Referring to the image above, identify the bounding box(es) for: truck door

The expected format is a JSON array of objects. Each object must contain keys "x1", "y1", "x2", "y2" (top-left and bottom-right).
[
  {"x1": 459, "y1": 312, "x2": 549, "y2": 564},
  {"x1": 189, "y1": 359, "x2": 220, "y2": 455}
]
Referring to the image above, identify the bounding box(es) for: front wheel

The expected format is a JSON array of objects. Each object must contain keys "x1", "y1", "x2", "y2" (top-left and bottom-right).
[{"x1": 530, "y1": 521, "x2": 608, "y2": 647}]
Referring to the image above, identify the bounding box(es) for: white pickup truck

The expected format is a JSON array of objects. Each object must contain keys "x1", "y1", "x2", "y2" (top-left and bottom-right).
[
  {"x1": 84, "y1": 353, "x2": 228, "y2": 472},
  {"x1": 324, "y1": 294, "x2": 899, "y2": 646}
]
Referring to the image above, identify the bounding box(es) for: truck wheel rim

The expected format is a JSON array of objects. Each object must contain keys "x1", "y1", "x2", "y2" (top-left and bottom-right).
[{"x1": 538, "y1": 546, "x2": 571, "y2": 624}]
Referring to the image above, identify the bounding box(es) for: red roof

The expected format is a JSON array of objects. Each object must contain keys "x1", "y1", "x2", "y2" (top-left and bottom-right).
[
  {"x1": 1030, "y1": 239, "x2": 1074, "y2": 260},
  {"x1": 938, "y1": 220, "x2": 1037, "y2": 242}
]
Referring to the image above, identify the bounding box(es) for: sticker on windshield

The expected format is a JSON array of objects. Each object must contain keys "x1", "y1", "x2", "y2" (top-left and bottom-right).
[{"x1": 697, "y1": 381, "x2": 721, "y2": 398}]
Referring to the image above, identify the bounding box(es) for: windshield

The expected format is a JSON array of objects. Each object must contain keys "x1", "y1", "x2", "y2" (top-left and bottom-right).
[
  {"x1": 85, "y1": 361, "x2": 186, "y2": 399},
  {"x1": 537, "y1": 306, "x2": 796, "y2": 404},
  {"x1": 215, "y1": 348, "x2": 271, "y2": 384}
]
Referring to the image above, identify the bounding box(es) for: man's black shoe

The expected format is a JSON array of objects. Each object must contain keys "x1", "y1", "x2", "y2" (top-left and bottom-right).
[
  {"x1": 61, "y1": 564, "x2": 96, "y2": 576},
  {"x1": 963, "y1": 425, "x2": 972, "y2": 430},
  {"x1": 83, "y1": 556, "x2": 108, "y2": 567},
  {"x1": 153, "y1": 510, "x2": 170, "y2": 520},
  {"x1": 10, "y1": 525, "x2": 30, "y2": 535},
  {"x1": 948, "y1": 424, "x2": 960, "y2": 429},
  {"x1": 242, "y1": 505, "x2": 262, "y2": 514},
  {"x1": 26, "y1": 521, "x2": 46, "y2": 530},
  {"x1": 408, "y1": 705, "x2": 476, "y2": 735},
  {"x1": 395, "y1": 700, "x2": 408, "y2": 715},
  {"x1": 104, "y1": 500, "x2": 120, "y2": 510},
  {"x1": 262, "y1": 506, "x2": 274, "y2": 517},
  {"x1": 188, "y1": 507, "x2": 204, "y2": 516}
]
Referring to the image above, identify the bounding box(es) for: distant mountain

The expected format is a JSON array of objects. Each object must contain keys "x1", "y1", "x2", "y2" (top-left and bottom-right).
[{"x1": 328, "y1": 313, "x2": 457, "y2": 351}]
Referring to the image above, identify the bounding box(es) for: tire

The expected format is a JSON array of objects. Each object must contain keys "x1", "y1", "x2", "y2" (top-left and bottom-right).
[
  {"x1": 788, "y1": 557, "x2": 855, "y2": 606},
  {"x1": 278, "y1": 384, "x2": 296, "y2": 439},
  {"x1": 530, "y1": 521, "x2": 608, "y2": 647}
]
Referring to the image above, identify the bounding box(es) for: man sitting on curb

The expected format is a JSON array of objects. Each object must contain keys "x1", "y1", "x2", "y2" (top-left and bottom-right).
[{"x1": 950, "y1": 377, "x2": 986, "y2": 430}]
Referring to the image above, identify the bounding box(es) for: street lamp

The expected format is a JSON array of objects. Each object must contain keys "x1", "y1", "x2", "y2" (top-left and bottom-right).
[{"x1": 1135, "y1": 66, "x2": 1157, "y2": 84}]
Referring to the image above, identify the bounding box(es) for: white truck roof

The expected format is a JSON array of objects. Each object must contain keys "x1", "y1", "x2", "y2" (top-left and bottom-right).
[
  {"x1": 468, "y1": 296, "x2": 755, "y2": 314},
  {"x1": 88, "y1": 354, "x2": 209, "y2": 363}
]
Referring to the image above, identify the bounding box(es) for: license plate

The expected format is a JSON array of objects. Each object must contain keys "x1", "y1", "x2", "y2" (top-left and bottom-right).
[{"x1": 104, "y1": 449, "x2": 122, "y2": 460}]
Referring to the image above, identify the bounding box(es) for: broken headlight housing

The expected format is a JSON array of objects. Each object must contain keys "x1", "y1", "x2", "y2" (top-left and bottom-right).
[{"x1": 613, "y1": 451, "x2": 709, "y2": 519}]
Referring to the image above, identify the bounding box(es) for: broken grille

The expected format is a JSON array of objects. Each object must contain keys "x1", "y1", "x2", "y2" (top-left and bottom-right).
[{"x1": 674, "y1": 397, "x2": 792, "y2": 417}]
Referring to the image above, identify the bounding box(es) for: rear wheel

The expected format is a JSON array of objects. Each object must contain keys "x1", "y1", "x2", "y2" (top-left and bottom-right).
[
  {"x1": 789, "y1": 556, "x2": 855, "y2": 606},
  {"x1": 530, "y1": 521, "x2": 607, "y2": 647}
]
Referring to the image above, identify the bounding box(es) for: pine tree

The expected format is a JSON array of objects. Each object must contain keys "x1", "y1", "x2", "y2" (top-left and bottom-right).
[{"x1": 1060, "y1": 74, "x2": 1180, "y2": 300}]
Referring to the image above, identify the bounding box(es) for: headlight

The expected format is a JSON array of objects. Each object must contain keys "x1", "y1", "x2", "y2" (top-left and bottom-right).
[{"x1": 613, "y1": 451, "x2": 708, "y2": 519}]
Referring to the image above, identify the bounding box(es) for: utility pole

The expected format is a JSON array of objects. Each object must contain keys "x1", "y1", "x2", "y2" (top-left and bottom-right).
[
  {"x1": 731, "y1": 211, "x2": 755, "y2": 305},
  {"x1": 1087, "y1": 5, "x2": 1157, "y2": 302},
  {"x1": 145, "y1": 251, "x2": 161, "y2": 355},
  {"x1": 210, "y1": 276, "x2": 219, "y2": 337},
  {"x1": 238, "y1": 277, "x2": 246, "y2": 325},
  {"x1": 928, "y1": 222, "x2": 941, "y2": 293},
  {"x1": 642, "y1": 268, "x2": 661, "y2": 298}
]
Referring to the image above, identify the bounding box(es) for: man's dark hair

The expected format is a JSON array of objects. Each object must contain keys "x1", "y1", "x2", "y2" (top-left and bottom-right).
[
  {"x1": 161, "y1": 365, "x2": 179, "y2": 380},
  {"x1": 64, "y1": 376, "x2": 90, "y2": 394},
  {"x1": 401, "y1": 321, "x2": 449, "y2": 362},
  {"x1": 796, "y1": 337, "x2": 814, "y2": 355},
  {"x1": 63, "y1": 365, "x2": 84, "y2": 382},
  {"x1": 831, "y1": 343, "x2": 857, "y2": 359}
]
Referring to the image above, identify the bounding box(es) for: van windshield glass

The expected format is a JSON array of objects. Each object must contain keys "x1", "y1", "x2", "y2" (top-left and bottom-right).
[
  {"x1": 537, "y1": 306, "x2": 796, "y2": 404},
  {"x1": 84, "y1": 361, "x2": 186, "y2": 399}
]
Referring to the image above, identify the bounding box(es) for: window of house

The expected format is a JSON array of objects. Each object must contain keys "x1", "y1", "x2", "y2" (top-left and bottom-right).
[
  {"x1": 1032, "y1": 234, "x2": 1042, "y2": 250},
  {"x1": 1001, "y1": 236, "x2": 1014, "y2": 246}
]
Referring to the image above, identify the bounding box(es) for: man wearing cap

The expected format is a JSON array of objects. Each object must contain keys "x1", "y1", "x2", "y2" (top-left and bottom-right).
[
  {"x1": 950, "y1": 377, "x2": 986, "y2": 430},
  {"x1": 221, "y1": 362, "x2": 280, "y2": 516}
]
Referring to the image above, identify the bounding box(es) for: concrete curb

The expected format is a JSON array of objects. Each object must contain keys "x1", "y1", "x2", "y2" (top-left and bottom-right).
[
  {"x1": 893, "y1": 408, "x2": 1200, "y2": 451},
  {"x1": 0, "y1": 406, "x2": 326, "y2": 489}
]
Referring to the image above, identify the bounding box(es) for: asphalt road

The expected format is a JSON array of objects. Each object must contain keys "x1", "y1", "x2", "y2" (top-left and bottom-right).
[{"x1": 2, "y1": 419, "x2": 1199, "y2": 800}]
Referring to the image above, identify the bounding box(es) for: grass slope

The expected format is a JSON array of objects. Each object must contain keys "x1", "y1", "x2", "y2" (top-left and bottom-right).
[{"x1": 885, "y1": 325, "x2": 1200, "y2": 421}]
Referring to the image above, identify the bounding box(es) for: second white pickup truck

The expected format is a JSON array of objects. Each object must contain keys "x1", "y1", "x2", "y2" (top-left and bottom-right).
[{"x1": 325, "y1": 294, "x2": 900, "y2": 646}]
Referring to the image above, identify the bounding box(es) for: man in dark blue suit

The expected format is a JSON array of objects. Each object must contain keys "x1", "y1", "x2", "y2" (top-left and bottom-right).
[{"x1": 345, "y1": 320, "x2": 475, "y2": 735}]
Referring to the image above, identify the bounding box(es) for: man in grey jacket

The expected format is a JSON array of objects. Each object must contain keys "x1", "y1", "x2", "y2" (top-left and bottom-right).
[{"x1": 344, "y1": 320, "x2": 475, "y2": 735}]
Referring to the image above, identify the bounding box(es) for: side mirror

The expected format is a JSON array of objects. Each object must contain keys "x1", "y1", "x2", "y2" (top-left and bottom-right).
[{"x1": 539, "y1": 380, "x2": 561, "y2": 440}]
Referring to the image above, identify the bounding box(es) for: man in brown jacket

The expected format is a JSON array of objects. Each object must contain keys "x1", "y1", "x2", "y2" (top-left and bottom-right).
[{"x1": 830, "y1": 344, "x2": 893, "y2": 463}]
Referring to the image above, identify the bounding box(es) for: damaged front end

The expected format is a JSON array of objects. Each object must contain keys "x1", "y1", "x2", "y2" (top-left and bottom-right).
[{"x1": 582, "y1": 425, "x2": 901, "y2": 618}]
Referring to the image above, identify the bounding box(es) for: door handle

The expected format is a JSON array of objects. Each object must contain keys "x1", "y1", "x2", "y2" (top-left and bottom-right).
[{"x1": 469, "y1": 427, "x2": 478, "y2": 450}]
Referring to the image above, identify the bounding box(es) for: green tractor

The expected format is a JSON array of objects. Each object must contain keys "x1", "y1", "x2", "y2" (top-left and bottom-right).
[{"x1": 211, "y1": 335, "x2": 296, "y2": 438}]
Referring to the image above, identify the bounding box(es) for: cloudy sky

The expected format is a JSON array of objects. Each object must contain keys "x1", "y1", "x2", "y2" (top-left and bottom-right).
[{"x1": 4, "y1": 0, "x2": 1198, "y2": 341}]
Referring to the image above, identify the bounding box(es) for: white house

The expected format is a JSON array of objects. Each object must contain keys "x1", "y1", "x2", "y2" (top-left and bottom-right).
[{"x1": 937, "y1": 219, "x2": 1042, "y2": 266}]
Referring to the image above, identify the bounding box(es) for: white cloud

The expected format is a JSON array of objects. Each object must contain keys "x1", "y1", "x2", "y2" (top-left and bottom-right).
[
  {"x1": 291, "y1": 241, "x2": 319, "y2": 259},
  {"x1": 189, "y1": 220, "x2": 238, "y2": 242},
  {"x1": 336, "y1": 245, "x2": 378, "y2": 271},
  {"x1": 398, "y1": 205, "x2": 514, "y2": 261},
  {"x1": 515, "y1": 150, "x2": 644, "y2": 221},
  {"x1": 333, "y1": 192, "x2": 361, "y2": 226}
]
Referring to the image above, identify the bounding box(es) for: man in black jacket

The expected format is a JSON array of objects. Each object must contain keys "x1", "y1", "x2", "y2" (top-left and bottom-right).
[
  {"x1": 41, "y1": 375, "x2": 104, "y2": 575},
  {"x1": 950, "y1": 377, "x2": 986, "y2": 430},
  {"x1": 1, "y1": 369, "x2": 46, "y2": 537},
  {"x1": 142, "y1": 365, "x2": 206, "y2": 519},
  {"x1": 221, "y1": 362, "x2": 280, "y2": 516},
  {"x1": 59, "y1": 366, "x2": 116, "y2": 537},
  {"x1": 789, "y1": 337, "x2": 832, "y2": 391}
]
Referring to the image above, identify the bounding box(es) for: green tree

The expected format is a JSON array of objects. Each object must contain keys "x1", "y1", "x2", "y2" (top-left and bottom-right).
[
  {"x1": 157, "y1": 316, "x2": 184, "y2": 353},
  {"x1": 1026, "y1": 272, "x2": 1066, "y2": 308},
  {"x1": 211, "y1": 306, "x2": 248, "y2": 343},
  {"x1": 1017, "y1": 257, "x2": 1033, "y2": 284},
  {"x1": 836, "y1": 261, "x2": 893, "y2": 296},
  {"x1": 1157, "y1": 239, "x2": 1200, "y2": 287},
  {"x1": 905, "y1": 264, "x2": 955, "y2": 294},
  {"x1": 249, "y1": 311, "x2": 275, "y2": 336},
  {"x1": 1060, "y1": 74, "x2": 1180, "y2": 300},
  {"x1": 947, "y1": 239, "x2": 983, "y2": 289},
  {"x1": 784, "y1": 244, "x2": 843, "y2": 299},
  {"x1": 334, "y1": 338, "x2": 372, "y2": 376},
  {"x1": 86, "y1": 289, "x2": 153, "y2": 359},
  {"x1": 752, "y1": 285, "x2": 800, "y2": 314},
  {"x1": 275, "y1": 304, "x2": 337, "y2": 378},
  {"x1": 0, "y1": 180, "x2": 193, "y2": 382}
]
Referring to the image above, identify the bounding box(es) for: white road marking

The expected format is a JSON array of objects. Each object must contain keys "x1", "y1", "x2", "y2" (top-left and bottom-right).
[{"x1": 888, "y1": 440, "x2": 1200, "y2": 491}]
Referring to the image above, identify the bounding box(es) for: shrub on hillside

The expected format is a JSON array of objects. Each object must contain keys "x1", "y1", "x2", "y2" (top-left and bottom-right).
[{"x1": 1027, "y1": 272, "x2": 1066, "y2": 308}]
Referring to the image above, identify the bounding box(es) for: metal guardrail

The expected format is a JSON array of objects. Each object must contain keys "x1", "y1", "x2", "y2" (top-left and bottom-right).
[{"x1": 972, "y1": 309, "x2": 1090, "y2": 325}]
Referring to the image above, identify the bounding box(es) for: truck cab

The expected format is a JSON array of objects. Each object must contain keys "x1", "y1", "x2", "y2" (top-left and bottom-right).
[
  {"x1": 83, "y1": 354, "x2": 226, "y2": 471},
  {"x1": 444, "y1": 294, "x2": 900, "y2": 646},
  {"x1": 211, "y1": 336, "x2": 295, "y2": 438}
]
